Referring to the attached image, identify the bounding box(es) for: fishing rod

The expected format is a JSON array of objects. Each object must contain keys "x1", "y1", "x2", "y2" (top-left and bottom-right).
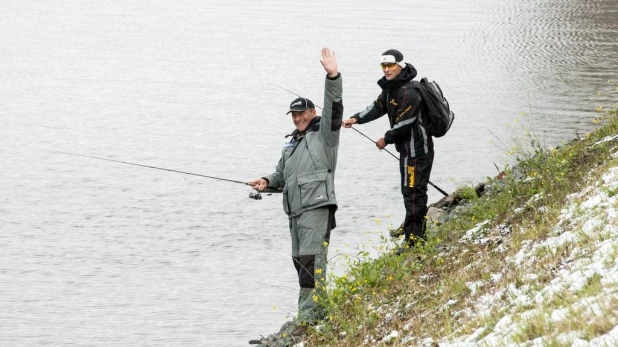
[
  {"x1": 349, "y1": 129, "x2": 448, "y2": 197},
  {"x1": 270, "y1": 83, "x2": 449, "y2": 197},
  {"x1": 56, "y1": 151, "x2": 280, "y2": 199}
]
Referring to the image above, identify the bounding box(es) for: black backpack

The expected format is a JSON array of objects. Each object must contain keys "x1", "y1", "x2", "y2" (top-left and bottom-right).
[{"x1": 410, "y1": 78, "x2": 455, "y2": 137}]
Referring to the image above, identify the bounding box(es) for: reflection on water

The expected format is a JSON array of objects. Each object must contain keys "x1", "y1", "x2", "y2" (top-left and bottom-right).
[{"x1": 1, "y1": 0, "x2": 617, "y2": 346}]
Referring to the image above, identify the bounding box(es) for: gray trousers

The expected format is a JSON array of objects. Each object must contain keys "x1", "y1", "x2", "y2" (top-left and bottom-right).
[{"x1": 290, "y1": 207, "x2": 334, "y2": 323}]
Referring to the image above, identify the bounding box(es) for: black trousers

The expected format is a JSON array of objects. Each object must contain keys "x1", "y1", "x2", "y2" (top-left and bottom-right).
[{"x1": 399, "y1": 151, "x2": 434, "y2": 245}]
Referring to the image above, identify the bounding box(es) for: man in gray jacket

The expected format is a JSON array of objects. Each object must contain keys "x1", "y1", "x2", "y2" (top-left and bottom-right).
[{"x1": 249, "y1": 47, "x2": 342, "y2": 336}]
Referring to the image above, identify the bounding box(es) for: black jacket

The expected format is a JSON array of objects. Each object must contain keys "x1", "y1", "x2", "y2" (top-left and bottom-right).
[{"x1": 351, "y1": 64, "x2": 433, "y2": 157}]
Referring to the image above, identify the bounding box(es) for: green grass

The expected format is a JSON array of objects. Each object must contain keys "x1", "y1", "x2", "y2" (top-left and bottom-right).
[{"x1": 303, "y1": 103, "x2": 618, "y2": 346}]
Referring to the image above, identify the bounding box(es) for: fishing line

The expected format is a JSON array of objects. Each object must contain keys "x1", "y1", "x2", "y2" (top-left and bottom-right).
[
  {"x1": 58, "y1": 151, "x2": 249, "y2": 185},
  {"x1": 56, "y1": 151, "x2": 281, "y2": 197}
]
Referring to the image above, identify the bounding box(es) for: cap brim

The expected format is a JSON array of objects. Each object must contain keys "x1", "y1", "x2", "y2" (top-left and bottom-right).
[{"x1": 286, "y1": 108, "x2": 309, "y2": 114}]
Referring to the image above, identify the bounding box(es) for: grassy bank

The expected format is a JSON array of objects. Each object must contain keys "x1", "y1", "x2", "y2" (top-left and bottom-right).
[{"x1": 303, "y1": 102, "x2": 618, "y2": 346}]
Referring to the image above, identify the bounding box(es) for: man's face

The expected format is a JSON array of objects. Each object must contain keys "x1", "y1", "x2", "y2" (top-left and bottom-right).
[
  {"x1": 381, "y1": 63, "x2": 402, "y2": 81},
  {"x1": 290, "y1": 108, "x2": 316, "y2": 132}
]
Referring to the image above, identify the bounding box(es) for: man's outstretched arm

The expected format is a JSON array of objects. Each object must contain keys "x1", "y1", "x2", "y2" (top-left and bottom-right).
[{"x1": 319, "y1": 47, "x2": 343, "y2": 148}]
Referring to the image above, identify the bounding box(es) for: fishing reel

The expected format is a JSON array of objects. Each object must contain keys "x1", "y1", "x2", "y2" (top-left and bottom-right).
[
  {"x1": 249, "y1": 186, "x2": 281, "y2": 200},
  {"x1": 249, "y1": 190, "x2": 275, "y2": 200},
  {"x1": 249, "y1": 191, "x2": 263, "y2": 200}
]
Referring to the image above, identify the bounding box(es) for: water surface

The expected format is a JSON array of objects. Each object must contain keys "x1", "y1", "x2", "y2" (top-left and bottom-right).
[{"x1": 1, "y1": 0, "x2": 617, "y2": 346}]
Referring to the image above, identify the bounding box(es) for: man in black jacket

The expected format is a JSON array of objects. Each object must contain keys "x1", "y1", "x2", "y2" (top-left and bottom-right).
[{"x1": 343, "y1": 49, "x2": 433, "y2": 254}]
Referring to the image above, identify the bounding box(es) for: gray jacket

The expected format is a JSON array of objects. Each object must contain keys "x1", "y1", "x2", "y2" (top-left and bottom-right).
[{"x1": 264, "y1": 73, "x2": 343, "y2": 218}]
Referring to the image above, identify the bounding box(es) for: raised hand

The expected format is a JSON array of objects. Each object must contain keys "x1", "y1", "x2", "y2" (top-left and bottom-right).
[{"x1": 320, "y1": 47, "x2": 338, "y2": 78}]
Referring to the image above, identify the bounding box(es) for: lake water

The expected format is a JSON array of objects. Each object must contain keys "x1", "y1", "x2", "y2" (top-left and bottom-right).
[{"x1": 1, "y1": 0, "x2": 617, "y2": 346}]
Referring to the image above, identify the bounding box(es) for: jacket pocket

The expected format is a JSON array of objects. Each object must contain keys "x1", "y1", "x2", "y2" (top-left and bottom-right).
[
  {"x1": 297, "y1": 170, "x2": 329, "y2": 208},
  {"x1": 282, "y1": 186, "x2": 290, "y2": 214}
]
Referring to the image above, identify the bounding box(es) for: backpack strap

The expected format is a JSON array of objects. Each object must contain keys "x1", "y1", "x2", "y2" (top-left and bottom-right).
[{"x1": 405, "y1": 79, "x2": 429, "y2": 123}]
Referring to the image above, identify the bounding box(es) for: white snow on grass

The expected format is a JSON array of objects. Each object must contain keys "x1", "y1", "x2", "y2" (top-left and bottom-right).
[
  {"x1": 439, "y1": 166, "x2": 618, "y2": 346},
  {"x1": 390, "y1": 165, "x2": 618, "y2": 346},
  {"x1": 381, "y1": 330, "x2": 399, "y2": 342}
]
